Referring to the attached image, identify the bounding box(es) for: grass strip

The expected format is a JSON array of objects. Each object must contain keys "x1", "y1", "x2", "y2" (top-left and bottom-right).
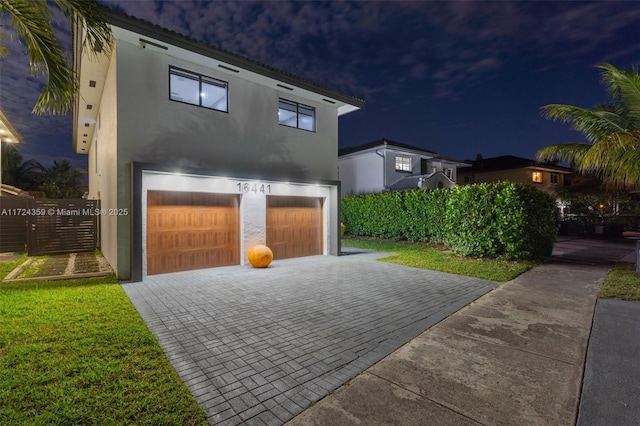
[
  {"x1": 342, "y1": 237, "x2": 536, "y2": 282},
  {"x1": 1, "y1": 256, "x2": 208, "y2": 425},
  {"x1": 599, "y1": 262, "x2": 640, "y2": 300}
]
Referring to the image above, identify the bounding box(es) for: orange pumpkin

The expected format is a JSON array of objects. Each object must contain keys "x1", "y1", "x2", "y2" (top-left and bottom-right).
[{"x1": 248, "y1": 244, "x2": 273, "y2": 268}]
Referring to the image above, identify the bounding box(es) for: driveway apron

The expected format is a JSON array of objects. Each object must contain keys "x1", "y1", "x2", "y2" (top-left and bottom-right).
[{"x1": 122, "y1": 252, "x2": 497, "y2": 425}]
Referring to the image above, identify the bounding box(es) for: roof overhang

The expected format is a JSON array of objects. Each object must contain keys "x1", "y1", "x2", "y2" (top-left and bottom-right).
[{"x1": 525, "y1": 165, "x2": 573, "y2": 174}]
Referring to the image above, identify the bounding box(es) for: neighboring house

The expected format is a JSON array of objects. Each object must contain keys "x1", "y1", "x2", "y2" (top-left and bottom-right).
[
  {"x1": 73, "y1": 8, "x2": 364, "y2": 281},
  {"x1": 338, "y1": 139, "x2": 469, "y2": 195},
  {"x1": 456, "y1": 155, "x2": 572, "y2": 194}
]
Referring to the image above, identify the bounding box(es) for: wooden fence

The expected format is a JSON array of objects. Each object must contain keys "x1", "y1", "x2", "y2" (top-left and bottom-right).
[
  {"x1": 0, "y1": 196, "x2": 29, "y2": 252},
  {"x1": 0, "y1": 197, "x2": 100, "y2": 255}
]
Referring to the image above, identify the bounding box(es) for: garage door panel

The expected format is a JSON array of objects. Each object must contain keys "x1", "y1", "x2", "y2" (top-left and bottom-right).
[
  {"x1": 266, "y1": 196, "x2": 323, "y2": 260},
  {"x1": 147, "y1": 191, "x2": 239, "y2": 275}
]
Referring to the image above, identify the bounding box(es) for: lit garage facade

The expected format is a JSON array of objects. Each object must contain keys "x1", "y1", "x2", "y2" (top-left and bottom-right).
[
  {"x1": 132, "y1": 164, "x2": 340, "y2": 280},
  {"x1": 74, "y1": 8, "x2": 363, "y2": 281}
]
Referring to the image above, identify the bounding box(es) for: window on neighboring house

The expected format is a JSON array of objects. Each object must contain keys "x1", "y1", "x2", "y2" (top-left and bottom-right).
[
  {"x1": 444, "y1": 167, "x2": 454, "y2": 179},
  {"x1": 395, "y1": 156, "x2": 412, "y2": 172},
  {"x1": 169, "y1": 66, "x2": 228, "y2": 112},
  {"x1": 278, "y1": 99, "x2": 316, "y2": 131},
  {"x1": 532, "y1": 171, "x2": 543, "y2": 183},
  {"x1": 464, "y1": 175, "x2": 474, "y2": 184},
  {"x1": 550, "y1": 173, "x2": 559, "y2": 184}
]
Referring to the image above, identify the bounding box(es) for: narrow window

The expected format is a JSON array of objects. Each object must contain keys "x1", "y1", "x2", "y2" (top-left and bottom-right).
[
  {"x1": 169, "y1": 66, "x2": 228, "y2": 112},
  {"x1": 532, "y1": 171, "x2": 543, "y2": 183},
  {"x1": 444, "y1": 167, "x2": 454, "y2": 179},
  {"x1": 550, "y1": 173, "x2": 559, "y2": 184},
  {"x1": 395, "y1": 156, "x2": 412, "y2": 172},
  {"x1": 278, "y1": 98, "x2": 316, "y2": 131}
]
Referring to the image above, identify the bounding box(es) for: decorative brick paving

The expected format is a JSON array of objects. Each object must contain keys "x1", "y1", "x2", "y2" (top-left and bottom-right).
[{"x1": 123, "y1": 252, "x2": 497, "y2": 425}]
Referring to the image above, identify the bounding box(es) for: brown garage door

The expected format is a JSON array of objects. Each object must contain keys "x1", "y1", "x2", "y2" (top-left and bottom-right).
[
  {"x1": 147, "y1": 191, "x2": 239, "y2": 275},
  {"x1": 266, "y1": 196, "x2": 323, "y2": 260}
]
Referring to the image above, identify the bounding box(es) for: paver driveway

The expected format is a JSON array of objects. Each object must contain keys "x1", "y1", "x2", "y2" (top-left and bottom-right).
[{"x1": 123, "y1": 251, "x2": 497, "y2": 425}]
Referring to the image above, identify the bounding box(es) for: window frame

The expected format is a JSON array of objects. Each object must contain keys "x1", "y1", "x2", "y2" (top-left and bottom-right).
[
  {"x1": 278, "y1": 98, "x2": 316, "y2": 132},
  {"x1": 444, "y1": 167, "x2": 454, "y2": 179},
  {"x1": 532, "y1": 171, "x2": 543, "y2": 183},
  {"x1": 169, "y1": 65, "x2": 228, "y2": 113},
  {"x1": 395, "y1": 156, "x2": 412, "y2": 172},
  {"x1": 550, "y1": 173, "x2": 559, "y2": 184}
]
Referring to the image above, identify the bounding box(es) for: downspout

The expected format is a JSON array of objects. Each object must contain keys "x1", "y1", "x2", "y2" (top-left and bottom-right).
[{"x1": 375, "y1": 149, "x2": 386, "y2": 190}]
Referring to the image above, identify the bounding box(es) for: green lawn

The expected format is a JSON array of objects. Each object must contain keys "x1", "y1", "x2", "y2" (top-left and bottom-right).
[
  {"x1": 0, "y1": 256, "x2": 207, "y2": 425},
  {"x1": 342, "y1": 237, "x2": 536, "y2": 282},
  {"x1": 599, "y1": 262, "x2": 640, "y2": 300}
]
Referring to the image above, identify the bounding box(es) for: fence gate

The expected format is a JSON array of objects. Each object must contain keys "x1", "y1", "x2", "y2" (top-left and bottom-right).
[
  {"x1": 26, "y1": 199, "x2": 100, "y2": 256},
  {"x1": 0, "y1": 196, "x2": 30, "y2": 252}
]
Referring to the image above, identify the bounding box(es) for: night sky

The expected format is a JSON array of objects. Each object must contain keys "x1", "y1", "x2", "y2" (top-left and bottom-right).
[{"x1": 1, "y1": 1, "x2": 639, "y2": 171}]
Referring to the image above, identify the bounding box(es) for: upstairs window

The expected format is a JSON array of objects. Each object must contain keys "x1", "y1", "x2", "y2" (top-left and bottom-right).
[
  {"x1": 444, "y1": 167, "x2": 454, "y2": 179},
  {"x1": 278, "y1": 99, "x2": 316, "y2": 131},
  {"x1": 395, "y1": 156, "x2": 412, "y2": 172},
  {"x1": 169, "y1": 66, "x2": 228, "y2": 112},
  {"x1": 532, "y1": 171, "x2": 543, "y2": 183}
]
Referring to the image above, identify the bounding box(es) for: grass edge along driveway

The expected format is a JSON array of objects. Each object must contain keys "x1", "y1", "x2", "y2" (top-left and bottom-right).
[
  {"x1": 0, "y1": 255, "x2": 208, "y2": 426},
  {"x1": 342, "y1": 237, "x2": 537, "y2": 282},
  {"x1": 344, "y1": 237, "x2": 640, "y2": 300}
]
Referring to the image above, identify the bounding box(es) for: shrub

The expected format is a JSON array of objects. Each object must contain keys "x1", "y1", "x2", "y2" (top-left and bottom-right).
[{"x1": 341, "y1": 182, "x2": 556, "y2": 260}]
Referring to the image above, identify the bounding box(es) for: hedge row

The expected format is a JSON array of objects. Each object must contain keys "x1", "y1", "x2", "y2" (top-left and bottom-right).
[{"x1": 341, "y1": 182, "x2": 557, "y2": 259}]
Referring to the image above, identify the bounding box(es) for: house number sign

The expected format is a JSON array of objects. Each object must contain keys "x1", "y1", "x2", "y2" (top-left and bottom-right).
[{"x1": 236, "y1": 182, "x2": 271, "y2": 194}]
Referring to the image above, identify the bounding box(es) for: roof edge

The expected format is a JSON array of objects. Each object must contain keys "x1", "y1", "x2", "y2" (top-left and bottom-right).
[{"x1": 101, "y1": 6, "x2": 365, "y2": 108}]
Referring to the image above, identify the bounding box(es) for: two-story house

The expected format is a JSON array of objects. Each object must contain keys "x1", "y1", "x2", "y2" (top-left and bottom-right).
[
  {"x1": 456, "y1": 155, "x2": 572, "y2": 194},
  {"x1": 73, "y1": 8, "x2": 364, "y2": 281},
  {"x1": 338, "y1": 139, "x2": 469, "y2": 195}
]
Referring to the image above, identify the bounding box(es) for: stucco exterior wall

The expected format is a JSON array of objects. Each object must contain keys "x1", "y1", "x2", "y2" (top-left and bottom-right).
[
  {"x1": 107, "y1": 37, "x2": 341, "y2": 279},
  {"x1": 338, "y1": 152, "x2": 384, "y2": 195},
  {"x1": 114, "y1": 40, "x2": 338, "y2": 180},
  {"x1": 90, "y1": 50, "x2": 120, "y2": 277}
]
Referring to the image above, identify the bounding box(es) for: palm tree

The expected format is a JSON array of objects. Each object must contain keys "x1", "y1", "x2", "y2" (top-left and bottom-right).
[
  {"x1": 40, "y1": 159, "x2": 85, "y2": 198},
  {"x1": 0, "y1": 0, "x2": 112, "y2": 115},
  {"x1": 1, "y1": 143, "x2": 46, "y2": 190},
  {"x1": 537, "y1": 63, "x2": 640, "y2": 189}
]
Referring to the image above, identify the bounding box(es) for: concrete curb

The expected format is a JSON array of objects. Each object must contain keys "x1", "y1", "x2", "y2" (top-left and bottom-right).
[{"x1": 3, "y1": 270, "x2": 112, "y2": 283}]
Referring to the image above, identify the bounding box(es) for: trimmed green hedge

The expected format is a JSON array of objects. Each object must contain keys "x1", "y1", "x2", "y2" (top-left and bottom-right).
[{"x1": 341, "y1": 182, "x2": 557, "y2": 259}]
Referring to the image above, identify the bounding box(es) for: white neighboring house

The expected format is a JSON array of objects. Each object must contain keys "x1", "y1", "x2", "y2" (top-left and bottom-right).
[
  {"x1": 73, "y1": 7, "x2": 364, "y2": 281},
  {"x1": 338, "y1": 139, "x2": 469, "y2": 195}
]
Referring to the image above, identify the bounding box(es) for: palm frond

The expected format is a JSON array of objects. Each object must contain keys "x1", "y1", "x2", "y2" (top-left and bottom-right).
[
  {"x1": 50, "y1": 0, "x2": 112, "y2": 56},
  {"x1": 582, "y1": 131, "x2": 640, "y2": 189},
  {"x1": 1, "y1": 0, "x2": 76, "y2": 115},
  {"x1": 597, "y1": 63, "x2": 640, "y2": 125},
  {"x1": 536, "y1": 143, "x2": 591, "y2": 168},
  {"x1": 541, "y1": 104, "x2": 626, "y2": 143},
  {"x1": 0, "y1": 0, "x2": 112, "y2": 115}
]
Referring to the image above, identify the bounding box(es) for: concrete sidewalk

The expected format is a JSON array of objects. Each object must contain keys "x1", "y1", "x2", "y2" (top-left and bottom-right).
[
  {"x1": 288, "y1": 238, "x2": 636, "y2": 425},
  {"x1": 578, "y1": 299, "x2": 640, "y2": 425}
]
